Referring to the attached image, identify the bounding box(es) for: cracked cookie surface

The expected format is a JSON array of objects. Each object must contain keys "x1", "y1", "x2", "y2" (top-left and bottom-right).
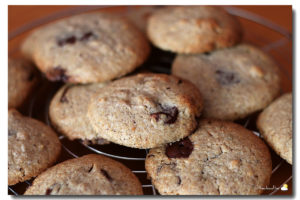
[
  {"x1": 172, "y1": 44, "x2": 281, "y2": 120},
  {"x1": 8, "y1": 109, "x2": 61, "y2": 185},
  {"x1": 8, "y1": 58, "x2": 38, "y2": 108},
  {"x1": 49, "y1": 83, "x2": 109, "y2": 144},
  {"x1": 21, "y1": 12, "x2": 150, "y2": 83},
  {"x1": 24, "y1": 154, "x2": 143, "y2": 195},
  {"x1": 145, "y1": 119, "x2": 272, "y2": 195},
  {"x1": 87, "y1": 73, "x2": 203, "y2": 149},
  {"x1": 147, "y1": 6, "x2": 242, "y2": 53},
  {"x1": 257, "y1": 93, "x2": 292, "y2": 165}
]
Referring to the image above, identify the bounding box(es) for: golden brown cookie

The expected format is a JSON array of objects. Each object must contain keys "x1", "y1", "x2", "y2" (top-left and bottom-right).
[
  {"x1": 147, "y1": 6, "x2": 242, "y2": 53},
  {"x1": 257, "y1": 93, "x2": 293, "y2": 165},
  {"x1": 25, "y1": 154, "x2": 143, "y2": 195},
  {"x1": 22, "y1": 12, "x2": 150, "y2": 83},
  {"x1": 8, "y1": 109, "x2": 61, "y2": 185},
  {"x1": 146, "y1": 119, "x2": 272, "y2": 195}
]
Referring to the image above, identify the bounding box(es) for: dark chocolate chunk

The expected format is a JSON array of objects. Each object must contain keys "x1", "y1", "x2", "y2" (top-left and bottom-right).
[
  {"x1": 46, "y1": 67, "x2": 69, "y2": 82},
  {"x1": 166, "y1": 137, "x2": 194, "y2": 158},
  {"x1": 101, "y1": 169, "x2": 112, "y2": 182},
  {"x1": 88, "y1": 165, "x2": 94, "y2": 173},
  {"x1": 57, "y1": 36, "x2": 76, "y2": 46},
  {"x1": 27, "y1": 71, "x2": 35, "y2": 81},
  {"x1": 80, "y1": 32, "x2": 94, "y2": 41},
  {"x1": 177, "y1": 176, "x2": 181, "y2": 185},
  {"x1": 177, "y1": 79, "x2": 183, "y2": 85},
  {"x1": 215, "y1": 69, "x2": 240, "y2": 85},
  {"x1": 150, "y1": 106, "x2": 179, "y2": 124},
  {"x1": 45, "y1": 188, "x2": 52, "y2": 195},
  {"x1": 60, "y1": 85, "x2": 74, "y2": 103}
]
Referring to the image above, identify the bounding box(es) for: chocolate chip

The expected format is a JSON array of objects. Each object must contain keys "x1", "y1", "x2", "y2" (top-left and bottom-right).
[
  {"x1": 215, "y1": 69, "x2": 240, "y2": 85},
  {"x1": 204, "y1": 52, "x2": 211, "y2": 56},
  {"x1": 150, "y1": 106, "x2": 179, "y2": 124},
  {"x1": 46, "y1": 67, "x2": 69, "y2": 82},
  {"x1": 80, "y1": 32, "x2": 94, "y2": 41},
  {"x1": 45, "y1": 188, "x2": 52, "y2": 195},
  {"x1": 147, "y1": 154, "x2": 155, "y2": 158},
  {"x1": 165, "y1": 137, "x2": 194, "y2": 158},
  {"x1": 177, "y1": 79, "x2": 183, "y2": 84},
  {"x1": 88, "y1": 165, "x2": 94, "y2": 173},
  {"x1": 60, "y1": 85, "x2": 74, "y2": 103},
  {"x1": 101, "y1": 169, "x2": 112, "y2": 182},
  {"x1": 57, "y1": 36, "x2": 76, "y2": 46},
  {"x1": 177, "y1": 176, "x2": 181, "y2": 185}
]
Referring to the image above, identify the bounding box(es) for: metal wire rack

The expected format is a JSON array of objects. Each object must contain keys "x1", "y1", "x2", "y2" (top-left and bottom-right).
[{"x1": 8, "y1": 6, "x2": 292, "y2": 195}]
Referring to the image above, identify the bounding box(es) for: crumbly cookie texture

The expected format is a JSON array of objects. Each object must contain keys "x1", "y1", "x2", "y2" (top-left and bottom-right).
[
  {"x1": 49, "y1": 83, "x2": 109, "y2": 144},
  {"x1": 8, "y1": 58, "x2": 38, "y2": 108},
  {"x1": 257, "y1": 93, "x2": 292, "y2": 165},
  {"x1": 145, "y1": 119, "x2": 272, "y2": 195},
  {"x1": 24, "y1": 154, "x2": 143, "y2": 195},
  {"x1": 88, "y1": 73, "x2": 203, "y2": 149},
  {"x1": 172, "y1": 44, "x2": 281, "y2": 121},
  {"x1": 8, "y1": 109, "x2": 61, "y2": 185},
  {"x1": 21, "y1": 12, "x2": 150, "y2": 83},
  {"x1": 147, "y1": 6, "x2": 243, "y2": 53}
]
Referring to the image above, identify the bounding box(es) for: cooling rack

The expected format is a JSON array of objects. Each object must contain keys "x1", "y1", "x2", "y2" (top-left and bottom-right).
[{"x1": 8, "y1": 6, "x2": 292, "y2": 195}]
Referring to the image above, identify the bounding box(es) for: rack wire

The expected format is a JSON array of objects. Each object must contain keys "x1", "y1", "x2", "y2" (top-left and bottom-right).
[{"x1": 8, "y1": 6, "x2": 292, "y2": 195}]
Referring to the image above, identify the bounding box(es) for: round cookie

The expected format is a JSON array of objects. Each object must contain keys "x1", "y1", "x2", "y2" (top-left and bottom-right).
[
  {"x1": 49, "y1": 83, "x2": 109, "y2": 144},
  {"x1": 147, "y1": 6, "x2": 243, "y2": 54},
  {"x1": 21, "y1": 12, "x2": 150, "y2": 83},
  {"x1": 24, "y1": 154, "x2": 143, "y2": 195},
  {"x1": 8, "y1": 58, "x2": 38, "y2": 108},
  {"x1": 145, "y1": 119, "x2": 272, "y2": 195},
  {"x1": 87, "y1": 73, "x2": 203, "y2": 149},
  {"x1": 257, "y1": 93, "x2": 292, "y2": 165},
  {"x1": 172, "y1": 44, "x2": 281, "y2": 121},
  {"x1": 8, "y1": 109, "x2": 61, "y2": 185}
]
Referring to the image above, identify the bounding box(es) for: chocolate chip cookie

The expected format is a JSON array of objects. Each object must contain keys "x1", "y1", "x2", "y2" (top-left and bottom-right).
[
  {"x1": 49, "y1": 83, "x2": 109, "y2": 144},
  {"x1": 172, "y1": 44, "x2": 281, "y2": 120},
  {"x1": 145, "y1": 119, "x2": 272, "y2": 195},
  {"x1": 8, "y1": 109, "x2": 61, "y2": 185},
  {"x1": 21, "y1": 12, "x2": 150, "y2": 83},
  {"x1": 24, "y1": 154, "x2": 143, "y2": 195},
  {"x1": 257, "y1": 93, "x2": 293, "y2": 165},
  {"x1": 8, "y1": 58, "x2": 38, "y2": 108},
  {"x1": 87, "y1": 73, "x2": 203, "y2": 149},
  {"x1": 147, "y1": 6, "x2": 243, "y2": 54}
]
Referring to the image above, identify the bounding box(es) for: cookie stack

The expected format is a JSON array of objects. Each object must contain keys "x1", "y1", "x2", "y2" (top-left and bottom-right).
[{"x1": 8, "y1": 6, "x2": 292, "y2": 196}]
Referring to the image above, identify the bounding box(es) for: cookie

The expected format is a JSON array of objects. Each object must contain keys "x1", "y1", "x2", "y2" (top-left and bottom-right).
[
  {"x1": 87, "y1": 73, "x2": 203, "y2": 149},
  {"x1": 21, "y1": 12, "x2": 150, "y2": 83},
  {"x1": 24, "y1": 154, "x2": 143, "y2": 195},
  {"x1": 8, "y1": 109, "x2": 61, "y2": 185},
  {"x1": 145, "y1": 119, "x2": 272, "y2": 195},
  {"x1": 49, "y1": 83, "x2": 109, "y2": 144},
  {"x1": 147, "y1": 6, "x2": 242, "y2": 54},
  {"x1": 8, "y1": 58, "x2": 38, "y2": 108},
  {"x1": 257, "y1": 93, "x2": 292, "y2": 165},
  {"x1": 172, "y1": 44, "x2": 281, "y2": 121}
]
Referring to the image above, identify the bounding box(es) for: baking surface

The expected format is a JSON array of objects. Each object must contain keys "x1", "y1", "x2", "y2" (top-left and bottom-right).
[{"x1": 8, "y1": 6, "x2": 293, "y2": 195}]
